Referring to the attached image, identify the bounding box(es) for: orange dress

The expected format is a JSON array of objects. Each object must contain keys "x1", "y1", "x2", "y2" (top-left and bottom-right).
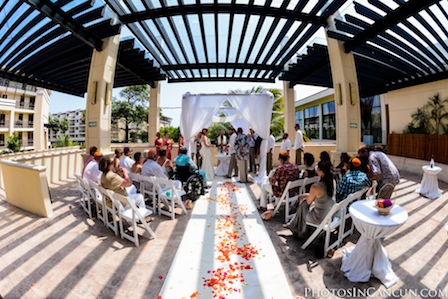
[{"x1": 163, "y1": 138, "x2": 172, "y2": 160}]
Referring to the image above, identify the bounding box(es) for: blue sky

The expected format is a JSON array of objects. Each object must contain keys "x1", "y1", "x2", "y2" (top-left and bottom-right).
[{"x1": 49, "y1": 81, "x2": 326, "y2": 127}]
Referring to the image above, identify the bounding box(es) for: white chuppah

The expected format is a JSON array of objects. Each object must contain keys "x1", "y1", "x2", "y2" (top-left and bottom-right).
[{"x1": 180, "y1": 92, "x2": 274, "y2": 182}]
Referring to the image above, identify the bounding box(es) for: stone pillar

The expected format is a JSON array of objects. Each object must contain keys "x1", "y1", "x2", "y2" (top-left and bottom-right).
[
  {"x1": 148, "y1": 81, "x2": 160, "y2": 146},
  {"x1": 326, "y1": 35, "x2": 362, "y2": 160},
  {"x1": 86, "y1": 35, "x2": 120, "y2": 154},
  {"x1": 283, "y1": 81, "x2": 296, "y2": 160}
]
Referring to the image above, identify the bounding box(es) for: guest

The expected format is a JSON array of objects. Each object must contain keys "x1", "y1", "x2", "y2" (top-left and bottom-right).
[
  {"x1": 82, "y1": 146, "x2": 97, "y2": 177},
  {"x1": 177, "y1": 133, "x2": 185, "y2": 156},
  {"x1": 293, "y1": 124, "x2": 304, "y2": 165},
  {"x1": 131, "y1": 152, "x2": 144, "y2": 174},
  {"x1": 157, "y1": 148, "x2": 175, "y2": 178},
  {"x1": 234, "y1": 127, "x2": 250, "y2": 183},
  {"x1": 280, "y1": 132, "x2": 291, "y2": 156},
  {"x1": 248, "y1": 129, "x2": 256, "y2": 173},
  {"x1": 83, "y1": 151, "x2": 103, "y2": 184},
  {"x1": 336, "y1": 157, "x2": 370, "y2": 203},
  {"x1": 302, "y1": 153, "x2": 317, "y2": 179},
  {"x1": 163, "y1": 131, "x2": 173, "y2": 160},
  {"x1": 142, "y1": 150, "x2": 182, "y2": 191},
  {"x1": 195, "y1": 132, "x2": 202, "y2": 168},
  {"x1": 119, "y1": 146, "x2": 134, "y2": 172},
  {"x1": 216, "y1": 130, "x2": 227, "y2": 154},
  {"x1": 284, "y1": 161, "x2": 335, "y2": 238},
  {"x1": 154, "y1": 132, "x2": 163, "y2": 154},
  {"x1": 335, "y1": 152, "x2": 351, "y2": 176},
  {"x1": 174, "y1": 146, "x2": 207, "y2": 186},
  {"x1": 358, "y1": 147, "x2": 400, "y2": 199},
  {"x1": 200, "y1": 128, "x2": 214, "y2": 181},
  {"x1": 113, "y1": 149, "x2": 122, "y2": 172},
  {"x1": 260, "y1": 151, "x2": 300, "y2": 210},
  {"x1": 226, "y1": 127, "x2": 238, "y2": 178},
  {"x1": 99, "y1": 157, "x2": 144, "y2": 208},
  {"x1": 319, "y1": 151, "x2": 333, "y2": 168},
  {"x1": 266, "y1": 129, "x2": 275, "y2": 175},
  {"x1": 254, "y1": 131, "x2": 263, "y2": 174}
]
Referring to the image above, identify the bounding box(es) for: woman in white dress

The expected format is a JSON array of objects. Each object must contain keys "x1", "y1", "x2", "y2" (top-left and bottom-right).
[{"x1": 200, "y1": 128, "x2": 215, "y2": 181}]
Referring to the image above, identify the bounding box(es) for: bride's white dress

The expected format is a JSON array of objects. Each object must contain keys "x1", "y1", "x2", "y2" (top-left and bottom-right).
[{"x1": 200, "y1": 137, "x2": 215, "y2": 181}]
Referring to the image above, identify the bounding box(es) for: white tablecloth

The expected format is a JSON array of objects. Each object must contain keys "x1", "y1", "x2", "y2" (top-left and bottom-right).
[
  {"x1": 215, "y1": 153, "x2": 230, "y2": 176},
  {"x1": 416, "y1": 165, "x2": 442, "y2": 199},
  {"x1": 341, "y1": 200, "x2": 408, "y2": 288}
]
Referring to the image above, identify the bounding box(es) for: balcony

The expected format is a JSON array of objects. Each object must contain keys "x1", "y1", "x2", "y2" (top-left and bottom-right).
[
  {"x1": 0, "y1": 122, "x2": 9, "y2": 129},
  {"x1": 15, "y1": 121, "x2": 23, "y2": 128},
  {"x1": 23, "y1": 139, "x2": 34, "y2": 146}
]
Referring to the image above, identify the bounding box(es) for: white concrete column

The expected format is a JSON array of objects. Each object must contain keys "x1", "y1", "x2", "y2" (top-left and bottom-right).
[
  {"x1": 148, "y1": 81, "x2": 160, "y2": 146},
  {"x1": 86, "y1": 35, "x2": 120, "y2": 154},
  {"x1": 283, "y1": 81, "x2": 296, "y2": 139},
  {"x1": 326, "y1": 36, "x2": 361, "y2": 155}
]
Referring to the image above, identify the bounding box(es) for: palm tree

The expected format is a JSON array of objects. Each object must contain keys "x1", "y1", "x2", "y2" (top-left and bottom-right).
[{"x1": 424, "y1": 93, "x2": 448, "y2": 134}]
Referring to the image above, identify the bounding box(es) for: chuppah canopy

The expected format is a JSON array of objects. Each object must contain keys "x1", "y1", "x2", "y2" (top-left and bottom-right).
[{"x1": 180, "y1": 92, "x2": 274, "y2": 179}]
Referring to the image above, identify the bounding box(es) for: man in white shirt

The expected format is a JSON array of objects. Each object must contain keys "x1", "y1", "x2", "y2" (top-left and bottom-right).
[
  {"x1": 266, "y1": 129, "x2": 275, "y2": 175},
  {"x1": 119, "y1": 146, "x2": 134, "y2": 172},
  {"x1": 83, "y1": 151, "x2": 103, "y2": 185},
  {"x1": 142, "y1": 150, "x2": 182, "y2": 191},
  {"x1": 293, "y1": 123, "x2": 304, "y2": 165},
  {"x1": 279, "y1": 132, "x2": 291, "y2": 156},
  {"x1": 226, "y1": 127, "x2": 238, "y2": 178}
]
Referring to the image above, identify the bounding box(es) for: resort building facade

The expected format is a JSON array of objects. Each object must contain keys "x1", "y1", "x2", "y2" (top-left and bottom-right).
[
  {"x1": 49, "y1": 109, "x2": 86, "y2": 145},
  {"x1": 0, "y1": 78, "x2": 50, "y2": 151},
  {"x1": 295, "y1": 78, "x2": 448, "y2": 146}
]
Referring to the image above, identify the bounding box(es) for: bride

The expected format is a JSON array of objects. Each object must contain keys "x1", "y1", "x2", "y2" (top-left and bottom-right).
[{"x1": 200, "y1": 128, "x2": 214, "y2": 181}]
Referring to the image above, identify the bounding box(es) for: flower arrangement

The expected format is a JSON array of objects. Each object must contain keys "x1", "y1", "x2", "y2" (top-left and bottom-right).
[{"x1": 376, "y1": 199, "x2": 393, "y2": 215}]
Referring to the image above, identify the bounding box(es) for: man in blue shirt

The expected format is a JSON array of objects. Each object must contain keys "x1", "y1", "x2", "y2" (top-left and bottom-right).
[
  {"x1": 174, "y1": 147, "x2": 207, "y2": 185},
  {"x1": 336, "y1": 157, "x2": 371, "y2": 203}
]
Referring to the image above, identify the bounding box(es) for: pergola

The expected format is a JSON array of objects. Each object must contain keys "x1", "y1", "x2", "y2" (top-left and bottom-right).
[{"x1": 0, "y1": 0, "x2": 447, "y2": 153}]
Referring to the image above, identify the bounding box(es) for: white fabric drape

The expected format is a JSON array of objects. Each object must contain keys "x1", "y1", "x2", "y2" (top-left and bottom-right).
[
  {"x1": 180, "y1": 92, "x2": 274, "y2": 181},
  {"x1": 180, "y1": 93, "x2": 225, "y2": 154}
]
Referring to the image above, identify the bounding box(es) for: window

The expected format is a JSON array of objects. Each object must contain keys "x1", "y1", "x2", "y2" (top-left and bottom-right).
[
  {"x1": 18, "y1": 114, "x2": 23, "y2": 121},
  {"x1": 0, "y1": 114, "x2": 5, "y2": 126},
  {"x1": 20, "y1": 95, "x2": 25, "y2": 107},
  {"x1": 295, "y1": 110, "x2": 303, "y2": 128},
  {"x1": 304, "y1": 105, "x2": 320, "y2": 139},
  {"x1": 18, "y1": 132, "x2": 22, "y2": 141},
  {"x1": 0, "y1": 134, "x2": 4, "y2": 146},
  {"x1": 322, "y1": 101, "x2": 336, "y2": 140},
  {"x1": 2, "y1": 94, "x2": 7, "y2": 99},
  {"x1": 28, "y1": 132, "x2": 33, "y2": 140},
  {"x1": 29, "y1": 97, "x2": 35, "y2": 108},
  {"x1": 360, "y1": 95, "x2": 382, "y2": 143}
]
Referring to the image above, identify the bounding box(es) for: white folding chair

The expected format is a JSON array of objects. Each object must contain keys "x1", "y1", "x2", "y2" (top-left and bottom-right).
[
  {"x1": 301, "y1": 202, "x2": 343, "y2": 256},
  {"x1": 338, "y1": 187, "x2": 369, "y2": 244},
  {"x1": 75, "y1": 174, "x2": 93, "y2": 218},
  {"x1": 111, "y1": 192, "x2": 156, "y2": 246},
  {"x1": 272, "y1": 178, "x2": 306, "y2": 223},
  {"x1": 152, "y1": 177, "x2": 187, "y2": 220},
  {"x1": 88, "y1": 182, "x2": 105, "y2": 224},
  {"x1": 97, "y1": 185, "x2": 119, "y2": 236},
  {"x1": 137, "y1": 174, "x2": 158, "y2": 213}
]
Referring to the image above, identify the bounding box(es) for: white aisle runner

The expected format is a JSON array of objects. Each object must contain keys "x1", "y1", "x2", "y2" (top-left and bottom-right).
[{"x1": 159, "y1": 181, "x2": 293, "y2": 299}]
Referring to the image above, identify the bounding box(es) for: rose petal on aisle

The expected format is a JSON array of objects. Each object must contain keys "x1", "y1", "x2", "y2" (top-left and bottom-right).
[{"x1": 159, "y1": 181, "x2": 293, "y2": 299}]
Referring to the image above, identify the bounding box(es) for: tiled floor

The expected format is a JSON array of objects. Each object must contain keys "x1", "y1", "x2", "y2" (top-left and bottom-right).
[{"x1": 0, "y1": 171, "x2": 447, "y2": 298}]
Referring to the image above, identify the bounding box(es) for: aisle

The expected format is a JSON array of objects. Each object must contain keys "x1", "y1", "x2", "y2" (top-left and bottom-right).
[{"x1": 158, "y1": 181, "x2": 293, "y2": 299}]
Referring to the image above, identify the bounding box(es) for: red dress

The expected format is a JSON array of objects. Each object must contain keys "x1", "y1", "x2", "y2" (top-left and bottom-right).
[
  {"x1": 155, "y1": 138, "x2": 163, "y2": 154},
  {"x1": 163, "y1": 138, "x2": 172, "y2": 160}
]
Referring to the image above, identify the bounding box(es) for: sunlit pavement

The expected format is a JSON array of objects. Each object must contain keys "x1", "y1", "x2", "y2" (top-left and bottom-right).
[{"x1": 0, "y1": 171, "x2": 447, "y2": 298}]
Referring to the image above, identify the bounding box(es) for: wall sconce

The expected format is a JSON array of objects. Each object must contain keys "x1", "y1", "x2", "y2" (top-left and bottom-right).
[
  {"x1": 349, "y1": 82, "x2": 357, "y2": 106},
  {"x1": 105, "y1": 82, "x2": 111, "y2": 105},
  {"x1": 90, "y1": 81, "x2": 97, "y2": 105},
  {"x1": 336, "y1": 83, "x2": 342, "y2": 105}
]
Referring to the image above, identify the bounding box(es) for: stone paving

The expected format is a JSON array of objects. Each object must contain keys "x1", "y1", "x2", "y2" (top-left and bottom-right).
[{"x1": 0, "y1": 171, "x2": 447, "y2": 298}]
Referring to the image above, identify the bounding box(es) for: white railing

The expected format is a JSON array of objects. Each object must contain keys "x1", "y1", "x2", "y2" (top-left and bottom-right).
[{"x1": 0, "y1": 146, "x2": 84, "y2": 189}]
